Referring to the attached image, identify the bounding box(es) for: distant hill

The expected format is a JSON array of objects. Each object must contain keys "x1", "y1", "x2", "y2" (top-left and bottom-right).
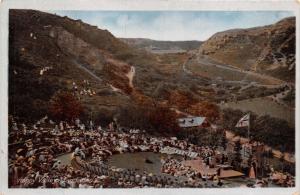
[
  {"x1": 199, "y1": 17, "x2": 295, "y2": 82},
  {"x1": 121, "y1": 38, "x2": 202, "y2": 53}
]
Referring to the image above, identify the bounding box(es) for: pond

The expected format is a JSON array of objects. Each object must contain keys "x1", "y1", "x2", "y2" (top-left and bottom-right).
[{"x1": 108, "y1": 152, "x2": 179, "y2": 175}]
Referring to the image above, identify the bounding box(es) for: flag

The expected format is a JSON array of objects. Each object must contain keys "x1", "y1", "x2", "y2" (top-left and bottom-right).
[{"x1": 235, "y1": 113, "x2": 250, "y2": 128}]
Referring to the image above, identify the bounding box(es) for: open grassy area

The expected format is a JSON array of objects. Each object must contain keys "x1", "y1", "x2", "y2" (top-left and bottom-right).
[
  {"x1": 220, "y1": 97, "x2": 294, "y2": 126},
  {"x1": 187, "y1": 58, "x2": 283, "y2": 85}
]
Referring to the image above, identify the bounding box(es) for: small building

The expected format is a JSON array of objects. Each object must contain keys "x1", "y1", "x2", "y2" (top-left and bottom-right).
[
  {"x1": 177, "y1": 117, "x2": 210, "y2": 128},
  {"x1": 216, "y1": 164, "x2": 245, "y2": 179}
]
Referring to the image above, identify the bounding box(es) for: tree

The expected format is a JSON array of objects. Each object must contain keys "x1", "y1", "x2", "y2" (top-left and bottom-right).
[
  {"x1": 147, "y1": 104, "x2": 181, "y2": 134},
  {"x1": 187, "y1": 101, "x2": 220, "y2": 121},
  {"x1": 279, "y1": 145, "x2": 286, "y2": 173},
  {"x1": 168, "y1": 90, "x2": 196, "y2": 110},
  {"x1": 221, "y1": 131, "x2": 227, "y2": 150},
  {"x1": 279, "y1": 153, "x2": 285, "y2": 173},
  {"x1": 247, "y1": 154, "x2": 253, "y2": 168},
  {"x1": 232, "y1": 140, "x2": 242, "y2": 170},
  {"x1": 222, "y1": 108, "x2": 295, "y2": 153},
  {"x1": 48, "y1": 91, "x2": 83, "y2": 122},
  {"x1": 117, "y1": 103, "x2": 180, "y2": 135}
]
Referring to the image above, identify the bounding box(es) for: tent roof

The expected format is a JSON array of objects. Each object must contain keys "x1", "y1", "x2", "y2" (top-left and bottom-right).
[{"x1": 178, "y1": 117, "x2": 206, "y2": 128}]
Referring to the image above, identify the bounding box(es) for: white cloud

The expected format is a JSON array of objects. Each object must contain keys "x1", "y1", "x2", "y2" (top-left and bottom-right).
[{"x1": 49, "y1": 11, "x2": 294, "y2": 41}]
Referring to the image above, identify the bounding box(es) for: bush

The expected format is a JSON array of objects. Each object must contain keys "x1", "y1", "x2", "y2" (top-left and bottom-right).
[
  {"x1": 48, "y1": 91, "x2": 83, "y2": 122},
  {"x1": 117, "y1": 103, "x2": 180, "y2": 135},
  {"x1": 177, "y1": 128, "x2": 223, "y2": 147},
  {"x1": 187, "y1": 101, "x2": 220, "y2": 121},
  {"x1": 222, "y1": 108, "x2": 295, "y2": 152}
]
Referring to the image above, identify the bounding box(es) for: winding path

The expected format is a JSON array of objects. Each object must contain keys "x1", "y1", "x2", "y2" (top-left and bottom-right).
[
  {"x1": 126, "y1": 66, "x2": 135, "y2": 88},
  {"x1": 72, "y1": 59, "x2": 103, "y2": 82},
  {"x1": 182, "y1": 54, "x2": 286, "y2": 88},
  {"x1": 72, "y1": 59, "x2": 136, "y2": 95}
]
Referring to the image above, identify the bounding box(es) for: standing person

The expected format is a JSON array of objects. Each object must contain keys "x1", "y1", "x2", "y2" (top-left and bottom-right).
[
  {"x1": 89, "y1": 120, "x2": 94, "y2": 131},
  {"x1": 59, "y1": 121, "x2": 64, "y2": 131},
  {"x1": 12, "y1": 122, "x2": 19, "y2": 131},
  {"x1": 53, "y1": 125, "x2": 59, "y2": 133},
  {"x1": 75, "y1": 118, "x2": 80, "y2": 128},
  {"x1": 113, "y1": 117, "x2": 119, "y2": 131},
  {"x1": 109, "y1": 122, "x2": 114, "y2": 131},
  {"x1": 97, "y1": 125, "x2": 102, "y2": 132},
  {"x1": 80, "y1": 124, "x2": 85, "y2": 131},
  {"x1": 22, "y1": 123, "x2": 27, "y2": 134}
]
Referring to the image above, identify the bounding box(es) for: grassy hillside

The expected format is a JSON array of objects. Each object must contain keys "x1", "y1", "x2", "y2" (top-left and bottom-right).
[
  {"x1": 199, "y1": 17, "x2": 295, "y2": 82},
  {"x1": 9, "y1": 10, "x2": 215, "y2": 122}
]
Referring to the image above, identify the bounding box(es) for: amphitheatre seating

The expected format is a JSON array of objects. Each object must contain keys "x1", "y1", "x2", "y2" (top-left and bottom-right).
[
  {"x1": 73, "y1": 154, "x2": 185, "y2": 187},
  {"x1": 160, "y1": 146, "x2": 198, "y2": 158}
]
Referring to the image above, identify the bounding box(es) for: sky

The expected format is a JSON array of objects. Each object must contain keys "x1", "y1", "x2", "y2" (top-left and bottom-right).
[{"x1": 49, "y1": 11, "x2": 294, "y2": 41}]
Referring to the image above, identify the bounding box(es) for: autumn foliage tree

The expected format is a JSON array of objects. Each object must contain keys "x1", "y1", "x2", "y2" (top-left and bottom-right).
[
  {"x1": 168, "y1": 90, "x2": 197, "y2": 110},
  {"x1": 118, "y1": 103, "x2": 180, "y2": 135},
  {"x1": 147, "y1": 104, "x2": 180, "y2": 134},
  {"x1": 187, "y1": 101, "x2": 220, "y2": 121},
  {"x1": 48, "y1": 91, "x2": 83, "y2": 122}
]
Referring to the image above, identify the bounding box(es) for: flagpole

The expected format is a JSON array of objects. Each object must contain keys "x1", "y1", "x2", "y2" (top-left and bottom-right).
[
  {"x1": 235, "y1": 113, "x2": 251, "y2": 140},
  {"x1": 248, "y1": 113, "x2": 250, "y2": 140}
]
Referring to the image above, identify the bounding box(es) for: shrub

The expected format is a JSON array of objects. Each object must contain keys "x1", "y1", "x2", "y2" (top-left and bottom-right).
[
  {"x1": 117, "y1": 103, "x2": 180, "y2": 135},
  {"x1": 48, "y1": 91, "x2": 83, "y2": 122},
  {"x1": 222, "y1": 108, "x2": 295, "y2": 152}
]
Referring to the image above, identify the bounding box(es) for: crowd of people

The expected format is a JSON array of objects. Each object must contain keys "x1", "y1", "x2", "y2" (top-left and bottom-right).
[
  {"x1": 269, "y1": 171, "x2": 295, "y2": 187},
  {"x1": 39, "y1": 66, "x2": 53, "y2": 76},
  {"x1": 9, "y1": 115, "x2": 209, "y2": 188},
  {"x1": 162, "y1": 158, "x2": 200, "y2": 179},
  {"x1": 72, "y1": 80, "x2": 97, "y2": 98},
  {"x1": 8, "y1": 115, "x2": 295, "y2": 188}
]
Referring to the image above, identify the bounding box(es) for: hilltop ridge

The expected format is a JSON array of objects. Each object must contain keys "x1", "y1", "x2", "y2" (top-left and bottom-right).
[{"x1": 199, "y1": 17, "x2": 295, "y2": 81}]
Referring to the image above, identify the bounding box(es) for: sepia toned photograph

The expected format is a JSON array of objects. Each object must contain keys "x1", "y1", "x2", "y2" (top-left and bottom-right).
[{"x1": 3, "y1": 2, "x2": 297, "y2": 191}]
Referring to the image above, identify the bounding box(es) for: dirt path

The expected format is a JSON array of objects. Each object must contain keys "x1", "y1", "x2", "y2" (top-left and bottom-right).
[
  {"x1": 73, "y1": 59, "x2": 133, "y2": 95},
  {"x1": 109, "y1": 66, "x2": 135, "y2": 94},
  {"x1": 126, "y1": 66, "x2": 135, "y2": 88},
  {"x1": 109, "y1": 84, "x2": 122, "y2": 93},
  {"x1": 182, "y1": 58, "x2": 193, "y2": 75},
  {"x1": 194, "y1": 55, "x2": 284, "y2": 86},
  {"x1": 266, "y1": 87, "x2": 293, "y2": 109},
  {"x1": 72, "y1": 59, "x2": 103, "y2": 82},
  {"x1": 183, "y1": 54, "x2": 285, "y2": 87}
]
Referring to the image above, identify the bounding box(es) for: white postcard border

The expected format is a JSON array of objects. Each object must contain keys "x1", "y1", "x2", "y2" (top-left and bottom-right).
[{"x1": 0, "y1": 0, "x2": 299, "y2": 195}]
